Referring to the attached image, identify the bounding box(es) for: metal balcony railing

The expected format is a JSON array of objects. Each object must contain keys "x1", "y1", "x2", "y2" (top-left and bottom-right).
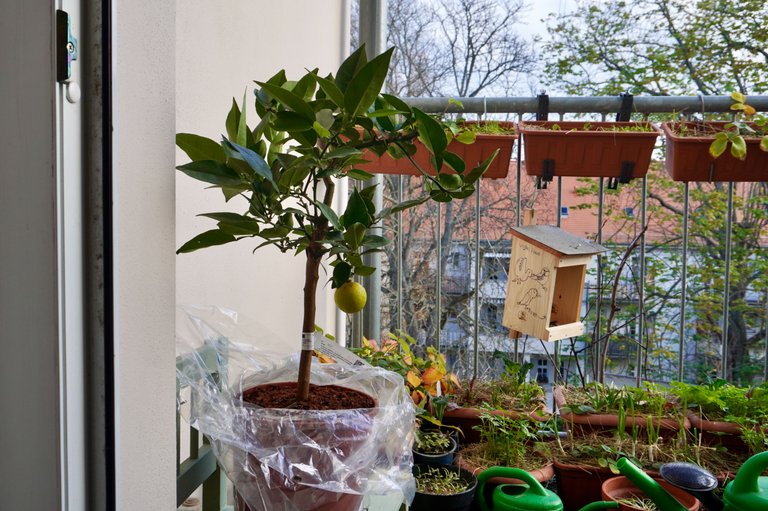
[{"x1": 367, "y1": 94, "x2": 768, "y2": 386}]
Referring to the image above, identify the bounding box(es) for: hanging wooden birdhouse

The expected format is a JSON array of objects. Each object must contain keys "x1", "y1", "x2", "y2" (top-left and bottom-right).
[{"x1": 502, "y1": 225, "x2": 606, "y2": 342}]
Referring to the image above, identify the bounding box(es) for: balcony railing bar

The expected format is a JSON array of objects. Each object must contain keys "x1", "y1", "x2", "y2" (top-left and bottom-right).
[
  {"x1": 437, "y1": 202, "x2": 442, "y2": 352},
  {"x1": 722, "y1": 182, "x2": 735, "y2": 379},
  {"x1": 390, "y1": 95, "x2": 768, "y2": 384},
  {"x1": 405, "y1": 95, "x2": 768, "y2": 115},
  {"x1": 679, "y1": 183, "x2": 690, "y2": 382},
  {"x1": 473, "y1": 181, "x2": 481, "y2": 380}
]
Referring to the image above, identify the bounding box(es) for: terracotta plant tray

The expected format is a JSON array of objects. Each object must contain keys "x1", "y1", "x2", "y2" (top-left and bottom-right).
[
  {"x1": 358, "y1": 121, "x2": 517, "y2": 179},
  {"x1": 554, "y1": 386, "x2": 689, "y2": 437},
  {"x1": 686, "y1": 409, "x2": 749, "y2": 453},
  {"x1": 456, "y1": 455, "x2": 554, "y2": 485},
  {"x1": 661, "y1": 121, "x2": 768, "y2": 182},
  {"x1": 520, "y1": 121, "x2": 660, "y2": 183}
]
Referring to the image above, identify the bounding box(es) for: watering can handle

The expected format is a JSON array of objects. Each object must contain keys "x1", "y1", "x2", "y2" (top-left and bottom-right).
[
  {"x1": 477, "y1": 467, "x2": 549, "y2": 496},
  {"x1": 729, "y1": 451, "x2": 768, "y2": 495},
  {"x1": 578, "y1": 502, "x2": 620, "y2": 511}
]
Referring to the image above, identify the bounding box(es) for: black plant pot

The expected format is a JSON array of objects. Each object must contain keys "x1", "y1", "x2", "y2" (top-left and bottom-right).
[
  {"x1": 411, "y1": 464, "x2": 477, "y2": 511},
  {"x1": 413, "y1": 435, "x2": 457, "y2": 465}
]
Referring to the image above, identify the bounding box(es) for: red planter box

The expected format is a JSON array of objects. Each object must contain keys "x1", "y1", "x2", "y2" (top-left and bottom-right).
[
  {"x1": 662, "y1": 121, "x2": 768, "y2": 182},
  {"x1": 520, "y1": 121, "x2": 660, "y2": 181},
  {"x1": 358, "y1": 121, "x2": 517, "y2": 179}
]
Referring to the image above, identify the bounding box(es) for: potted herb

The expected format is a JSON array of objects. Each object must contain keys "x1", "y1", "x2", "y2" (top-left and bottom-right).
[
  {"x1": 443, "y1": 358, "x2": 549, "y2": 444},
  {"x1": 554, "y1": 382, "x2": 688, "y2": 438},
  {"x1": 412, "y1": 464, "x2": 478, "y2": 511},
  {"x1": 455, "y1": 412, "x2": 554, "y2": 486},
  {"x1": 359, "y1": 119, "x2": 517, "y2": 179},
  {"x1": 661, "y1": 92, "x2": 768, "y2": 182},
  {"x1": 176, "y1": 45, "x2": 495, "y2": 511},
  {"x1": 413, "y1": 429, "x2": 458, "y2": 465},
  {"x1": 670, "y1": 380, "x2": 768, "y2": 454},
  {"x1": 519, "y1": 120, "x2": 660, "y2": 185}
]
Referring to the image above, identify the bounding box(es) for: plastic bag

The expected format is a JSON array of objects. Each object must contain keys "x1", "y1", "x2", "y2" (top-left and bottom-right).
[{"x1": 176, "y1": 306, "x2": 417, "y2": 511}]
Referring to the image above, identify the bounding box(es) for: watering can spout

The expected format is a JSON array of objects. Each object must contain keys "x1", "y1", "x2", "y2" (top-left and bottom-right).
[
  {"x1": 616, "y1": 457, "x2": 689, "y2": 511},
  {"x1": 723, "y1": 451, "x2": 768, "y2": 511}
]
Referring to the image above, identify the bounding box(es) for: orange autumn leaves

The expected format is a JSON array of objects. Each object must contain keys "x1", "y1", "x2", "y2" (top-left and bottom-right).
[{"x1": 357, "y1": 333, "x2": 461, "y2": 408}]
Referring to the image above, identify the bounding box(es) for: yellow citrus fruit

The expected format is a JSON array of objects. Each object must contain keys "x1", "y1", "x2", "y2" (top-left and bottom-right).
[{"x1": 334, "y1": 280, "x2": 367, "y2": 314}]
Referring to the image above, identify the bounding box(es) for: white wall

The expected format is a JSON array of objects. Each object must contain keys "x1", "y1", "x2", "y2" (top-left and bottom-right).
[
  {"x1": 175, "y1": 1, "x2": 349, "y2": 348},
  {"x1": 113, "y1": 1, "x2": 177, "y2": 509}
]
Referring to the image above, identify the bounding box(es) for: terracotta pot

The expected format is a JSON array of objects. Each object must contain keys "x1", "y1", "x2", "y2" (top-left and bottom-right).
[
  {"x1": 662, "y1": 121, "x2": 768, "y2": 182},
  {"x1": 686, "y1": 409, "x2": 749, "y2": 453},
  {"x1": 554, "y1": 458, "x2": 623, "y2": 511},
  {"x1": 520, "y1": 121, "x2": 660, "y2": 181},
  {"x1": 601, "y1": 475, "x2": 700, "y2": 511},
  {"x1": 234, "y1": 382, "x2": 377, "y2": 511},
  {"x1": 442, "y1": 406, "x2": 549, "y2": 445},
  {"x1": 358, "y1": 121, "x2": 517, "y2": 179},
  {"x1": 554, "y1": 386, "x2": 689, "y2": 438}
]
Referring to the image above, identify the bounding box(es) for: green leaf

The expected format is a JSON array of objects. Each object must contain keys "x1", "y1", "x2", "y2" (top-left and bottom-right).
[
  {"x1": 222, "y1": 139, "x2": 277, "y2": 188},
  {"x1": 344, "y1": 47, "x2": 395, "y2": 116},
  {"x1": 381, "y1": 196, "x2": 430, "y2": 217},
  {"x1": 708, "y1": 132, "x2": 728, "y2": 159},
  {"x1": 313, "y1": 121, "x2": 331, "y2": 138},
  {"x1": 336, "y1": 45, "x2": 368, "y2": 92},
  {"x1": 381, "y1": 93, "x2": 412, "y2": 115},
  {"x1": 315, "y1": 73, "x2": 345, "y2": 107},
  {"x1": 225, "y1": 98, "x2": 240, "y2": 141},
  {"x1": 198, "y1": 212, "x2": 260, "y2": 235},
  {"x1": 343, "y1": 222, "x2": 366, "y2": 249},
  {"x1": 332, "y1": 262, "x2": 352, "y2": 288},
  {"x1": 414, "y1": 108, "x2": 448, "y2": 170},
  {"x1": 342, "y1": 188, "x2": 372, "y2": 227},
  {"x1": 256, "y1": 82, "x2": 315, "y2": 121},
  {"x1": 236, "y1": 90, "x2": 248, "y2": 146},
  {"x1": 443, "y1": 151, "x2": 466, "y2": 174},
  {"x1": 176, "y1": 134, "x2": 226, "y2": 162},
  {"x1": 455, "y1": 130, "x2": 477, "y2": 144},
  {"x1": 177, "y1": 229, "x2": 237, "y2": 254},
  {"x1": 730, "y1": 135, "x2": 747, "y2": 160},
  {"x1": 354, "y1": 265, "x2": 376, "y2": 277},
  {"x1": 177, "y1": 160, "x2": 243, "y2": 187},
  {"x1": 731, "y1": 91, "x2": 746, "y2": 103},
  {"x1": 326, "y1": 146, "x2": 362, "y2": 159},
  {"x1": 361, "y1": 234, "x2": 389, "y2": 249},
  {"x1": 314, "y1": 201, "x2": 341, "y2": 230},
  {"x1": 345, "y1": 169, "x2": 374, "y2": 181},
  {"x1": 272, "y1": 111, "x2": 314, "y2": 132},
  {"x1": 760, "y1": 136, "x2": 768, "y2": 152},
  {"x1": 464, "y1": 150, "x2": 499, "y2": 184}
]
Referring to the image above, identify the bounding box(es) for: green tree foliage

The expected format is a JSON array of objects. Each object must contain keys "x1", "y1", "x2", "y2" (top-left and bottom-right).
[
  {"x1": 543, "y1": 0, "x2": 768, "y2": 383},
  {"x1": 543, "y1": 0, "x2": 768, "y2": 96}
]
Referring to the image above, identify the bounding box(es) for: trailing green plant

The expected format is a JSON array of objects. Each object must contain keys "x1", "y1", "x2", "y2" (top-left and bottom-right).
[
  {"x1": 176, "y1": 45, "x2": 497, "y2": 404},
  {"x1": 415, "y1": 466, "x2": 471, "y2": 495},
  {"x1": 414, "y1": 430, "x2": 453, "y2": 455},
  {"x1": 670, "y1": 379, "x2": 768, "y2": 422}
]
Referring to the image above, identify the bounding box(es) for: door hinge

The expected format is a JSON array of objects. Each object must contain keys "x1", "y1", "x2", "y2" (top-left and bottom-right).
[{"x1": 56, "y1": 9, "x2": 78, "y2": 82}]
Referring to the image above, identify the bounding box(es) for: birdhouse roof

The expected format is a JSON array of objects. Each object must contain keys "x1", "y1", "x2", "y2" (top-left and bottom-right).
[{"x1": 510, "y1": 225, "x2": 607, "y2": 257}]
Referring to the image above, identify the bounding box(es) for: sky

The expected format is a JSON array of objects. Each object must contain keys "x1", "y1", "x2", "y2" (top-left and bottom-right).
[{"x1": 522, "y1": 0, "x2": 575, "y2": 39}]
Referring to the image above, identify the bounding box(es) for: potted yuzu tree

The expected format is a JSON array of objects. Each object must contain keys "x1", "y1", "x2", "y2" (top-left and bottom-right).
[{"x1": 176, "y1": 45, "x2": 496, "y2": 511}]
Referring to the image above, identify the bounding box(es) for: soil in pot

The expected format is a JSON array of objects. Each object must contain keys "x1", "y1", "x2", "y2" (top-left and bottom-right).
[
  {"x1": 235, "y1": 382, "x2": 377, "y2": 511},
  {"x1": 411, "y1": 464, "x2": 478, "y2": 511}
]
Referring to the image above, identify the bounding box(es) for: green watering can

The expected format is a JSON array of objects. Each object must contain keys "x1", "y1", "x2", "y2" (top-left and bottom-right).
[
  {"x1": 722, "y1": 451, "x2": 768, "y2": 511},
  {"x1": 475, "y1": 467, "x2": 619, "y2": 511},
  {"x1": 658, "y1": 451, "x2": 768, "y2": 511}
]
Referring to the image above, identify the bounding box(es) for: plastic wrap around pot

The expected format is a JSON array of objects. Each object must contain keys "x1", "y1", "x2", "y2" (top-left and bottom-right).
[{"x1": 176, "y1": 306, "x2": 417, "y2": 511}]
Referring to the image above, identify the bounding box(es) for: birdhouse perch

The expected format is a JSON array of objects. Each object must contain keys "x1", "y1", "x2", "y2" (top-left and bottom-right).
[{"x1": 502, "y1": 225, "x2": 606, "y2": 342}]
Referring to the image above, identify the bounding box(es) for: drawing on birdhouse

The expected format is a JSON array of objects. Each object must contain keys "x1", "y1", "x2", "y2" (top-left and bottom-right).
[{"x1": 502, "y1": 225, "x2": 606, "y2": 342}]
